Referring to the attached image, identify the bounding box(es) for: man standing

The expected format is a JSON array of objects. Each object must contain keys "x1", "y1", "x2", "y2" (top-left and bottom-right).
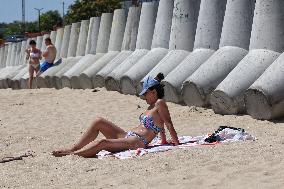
[{"x1": 39, "y1": 37, "x2": 56, "y2": 74}]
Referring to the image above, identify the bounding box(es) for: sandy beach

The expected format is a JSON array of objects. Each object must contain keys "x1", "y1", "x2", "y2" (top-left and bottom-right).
[{"x1": 0, "y1": 88, "x2": 284, "y2": 188}]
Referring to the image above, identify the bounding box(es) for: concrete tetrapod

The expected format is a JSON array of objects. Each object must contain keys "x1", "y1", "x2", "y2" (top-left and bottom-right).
[
  {"x1": 36, "y1": 59, "x2": 65, "y2": 88},
  {"x1": 121, "y1": 48, "x2": 168, "y2": 95},
  {"x1": 36, "y1": 36, "x2": 43, "y2": 52},
  {"x1": 0, "y1": 65, "x2": 26, "y2": 88},
  {"x1": 50, "y1": 31, "x2": 57, "y2": 45},
  {"x1": 105, "y1": 49, "x2": 150, "y2": 92},
  {"x1": 0, "y1": 42, "x2": 22, "y2": 87},
  {"x1": 121, "y1": 7, "x2": 141, "y2": 51},
  {"x1": 10, "y1": 66, "x2": 29, "y2": 89},
  {"x1": 193, "y1": 0, "x2": 226, "y2": 50},
  {"x1": 1, "y1": 45, "x2": 8, "y2": 68},
  {"x1": 67, "y1": 22, "x2": 81, "y2": 57},
  {"x1": 70, "y1": 9, "x2": 127, "y2": 89},
  {"x1": 0, "y1": 47, "x2": 5, "y2": 68},
  {"x1": 138, "y1": 0, "x2": 202, "y2": 93},
  {"x1": 162, "y1": 49, "x2": 215, "y2": 104},
  {"x1": 54, "y1": 28, "x2": 64, "y2": 61},
  {"x1": 180, "y1": 0, "x2": 256, "y2": 107},
  {"x1": 211, "y1": 50, "x2": 280, "y2": 115},
  {"x1": 52, "y1": 56, "x2": 83, "y2": 89},
  {"x1": 78, "y1": 51, "x2": 120, "y2": 89},
  {"x1": 245, "y1": 53, "x2": 284, "y2": 120},
  {"x1": 181, "y1": 46, "x2": 248, "y2": 107},
  {"x1": 60, "y1": 13, "x2": 113, "y2": 89},
  {"x1": 15, "y1": 42, "x2": 23, "y2": 66},
  {"x1": 158, "y1": 0, "x2": 227, "y2": 103},
  {"x1": 105, "y1": 2, "x2": 157, "y2": 92},
  {"x1": 138, "y1": 50, "x2": 189, "y2": 92},
  {"x1": 218, "y1": 0, "x2": 255, "y2": 49},
  {"x1": 9, "y1": 43, "x2": 17, "y2": 67},
  {"x1": 5, "y1": 43, "x2": 12, "y2": 67},
  {"x1": 76, "y1": 20, "x2": 89, "y2": 56},
  {"x1": 62, "y1": 54, "x2": 104, "y2": 89},
  {"x1": 85, "y1": 17, "x2": 101, "y2": 55},
  {"x1": 0, "y1": 43, "x2": 25, "y2": 87},
  {"x1": 92, "y1": 7, "x2": 141, "y2": 88},
  {"x1": 210, "y1": 0, "x2": 284, "y2": 115},
  {"x1": 60, "y1": 25, "x2": 72, "y2": 58},
  {"x1": 93, "y1": 51, "x2": 133, "y2": 88},
  {"x1": 120, "y1": 0, "x2": 174, "y2": 95}
]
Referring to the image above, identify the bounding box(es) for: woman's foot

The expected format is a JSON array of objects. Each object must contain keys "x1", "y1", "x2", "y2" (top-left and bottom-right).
[{"x1": 52, "y1": 149, "x2": 74, "y2": 157}]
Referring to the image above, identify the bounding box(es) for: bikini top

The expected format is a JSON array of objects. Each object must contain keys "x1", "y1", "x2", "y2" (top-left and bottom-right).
[
  {"x1": 30, "y1": 51, "x2": 41, "y2": 59},
  {"x1": 139, "y1": 114, "x2": 161, "y2": 134}
]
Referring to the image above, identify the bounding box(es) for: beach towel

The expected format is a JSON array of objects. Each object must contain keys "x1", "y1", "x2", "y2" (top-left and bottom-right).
[{"x1": 97, "y1": 126, "x2": 256, "y2": 159}]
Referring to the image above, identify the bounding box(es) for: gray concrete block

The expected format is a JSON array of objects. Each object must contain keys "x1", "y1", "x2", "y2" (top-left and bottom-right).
[
  {"x1": 135, "y1": 2, "x2": 158, "y2": 50},
  {"x1": 78, "y1": 51, "x2": 120, "y2": 89},
  {"x1": 67, "y1": 22, "x2": 81, "y2": 57},
  {"x1": 169, "y1": 0, "x2": 200, "y2": 51},
  {"x1": 52, "y1": 56, "x2": 82, "y2": 89},
  {"x1": 219, "y1": 0, "x2": 255, "y2": 49},
  {"x1": 120, "y1": 48, "x2": 168, "y2": 95},
  {"x1": 96, "y1": 13, "x2": 113, "y2": 53},
  {"x1": 50, "y1": 31, "x2": 57, "y2": 45},
  {"x1": 60, "y1": 25, "x2": 72, "y2": 58},
  {"x1": 245, "y1": 52, "x2": 284, "y2": 120},
  {"x1": 193, "y1": 0, "x2": 226, "y2": 50},
  {"x1": 249, "y1": 0, "x2": 284, "y2": 52},
  {"x1": 54, "y1": 27, "x2": 64, "y2": 60},
  {"x1": 151, "y1": 0, "x2": 174, "y2": 49},
  {"x1": 85, "y1": 17, "x2": 101, "y2": 55},
  {"x1": 162, "y1": 49, "x2": 215, "y2": 103},
  {"x1": 108, "y1": 9, "x2": 127, "y2": 51},
  {"x1": 211, "y1": 49, "x2": 280, "y2": 115},
  {"x1": 181, "y1": 46, "x2": 248, "y2": 107},
  {"x1": 93, "y1": 51, "x2": 133, "y2": 88},
  {"x1": 105, "y1": 49, "x2": 149, "y2": 92},
  {"x1": 76, "y1": 20, "x2": 90, "y2": 56},
  {"x1": 62, "y1": 54, "x2": 104, "y2": 89},
  {"x1": 121, "y1": 7, "x2": 141, "y2": 51}
]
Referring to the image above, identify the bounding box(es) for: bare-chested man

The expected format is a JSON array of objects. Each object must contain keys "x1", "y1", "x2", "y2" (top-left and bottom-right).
[{"x1": 39, "y1": 37, "x2": 56, "y2": 74}]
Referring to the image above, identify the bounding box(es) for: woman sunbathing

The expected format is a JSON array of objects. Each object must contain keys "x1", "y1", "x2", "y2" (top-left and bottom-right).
[{"x1": 52, "y1": 73, "x2": 179, "y2": 158}]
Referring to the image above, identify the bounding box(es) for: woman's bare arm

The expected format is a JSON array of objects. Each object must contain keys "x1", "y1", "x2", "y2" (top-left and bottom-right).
[
  {"x1": 157, "y1": 100, "x2": 179, "y2": 145},
  {"x1": 160, "y1": 127, "x2": 167, "y2": 144},
  {"x1": 25, "y1": 49, "x2": 30, "y2": 60}
]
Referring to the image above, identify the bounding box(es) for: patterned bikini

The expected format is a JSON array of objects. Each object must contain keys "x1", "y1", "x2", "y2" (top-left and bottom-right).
[{"x1": 125, "y1": 114, "x2": 161, "y2": 146}]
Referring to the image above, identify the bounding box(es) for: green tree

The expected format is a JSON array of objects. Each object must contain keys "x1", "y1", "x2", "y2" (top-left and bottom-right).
[
  {"x1": 40, "y1": 10, "x2": 63, "y2": 32},
  {"x1": 65, "y1": 0, "x2": 122, "y2": 24}
]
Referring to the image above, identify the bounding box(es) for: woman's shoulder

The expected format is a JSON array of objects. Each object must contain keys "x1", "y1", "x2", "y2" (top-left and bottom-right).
[{"x1": 155, "y1": 99, "x2": 167, "y2": 107}]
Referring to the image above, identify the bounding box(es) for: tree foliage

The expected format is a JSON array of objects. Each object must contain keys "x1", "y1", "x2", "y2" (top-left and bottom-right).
[
  {"x1": 40, "y1": 10, "x2": 63, "y2": 32},
  {"x1": 65, "y1": 0, "x2": 122, "y2": 24}
]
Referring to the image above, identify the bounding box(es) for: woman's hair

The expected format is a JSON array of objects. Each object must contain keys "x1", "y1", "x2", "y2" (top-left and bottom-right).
[
  {"x1": 29, "y1": 40, "x2": 36, "y2": 46},
  {"x1": 45, "y1": 37, "x2": 51, "y2": 43},
  {"x1": 149, "y1": 73, "x2": 165, "y2": 99}
]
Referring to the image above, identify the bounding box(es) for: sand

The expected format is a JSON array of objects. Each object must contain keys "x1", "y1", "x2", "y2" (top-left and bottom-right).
[{"x1": 0, "y1": 88, "x2": 283, "y2": 188}]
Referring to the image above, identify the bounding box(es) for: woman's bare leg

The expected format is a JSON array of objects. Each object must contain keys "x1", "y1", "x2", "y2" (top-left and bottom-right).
[
  {"x1": 54, "y1": 138, "x2": 144, "y2": 158},
  {"x1": 34, "y1": 66, "x2": 40, "y2": 89},
  {"x1": 28, "y1": 65, "x2": 34, "y2": 89},
  {"x1": 52, "y1": 117, "x2": 127, "y2": 155}
]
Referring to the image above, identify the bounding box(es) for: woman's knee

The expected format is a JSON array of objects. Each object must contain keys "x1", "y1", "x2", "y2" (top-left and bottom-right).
[
  {"x1": 91, "y1": 117, "x2": 106, "y2": 129},
  {"x1": 94, "y1": 117, "x2": 107, "y2": 124}
]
